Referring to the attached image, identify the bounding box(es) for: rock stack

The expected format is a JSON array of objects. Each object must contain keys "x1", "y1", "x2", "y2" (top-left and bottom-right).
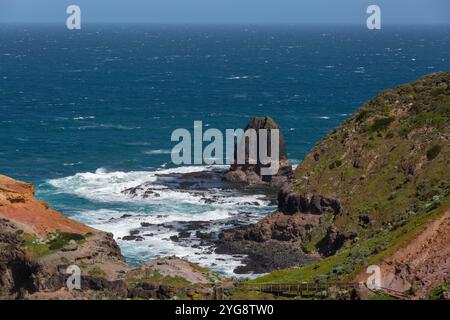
[{"x1": 223, "y1": 116, "x2": 292, "y2": 186}]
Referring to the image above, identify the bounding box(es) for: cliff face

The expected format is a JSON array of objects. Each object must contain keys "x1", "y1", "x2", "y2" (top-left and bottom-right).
[
  {"x1": 290, "y1": 71, "x2": 449, "y2": 253},
  {"x1": 0, "y1": 175, "x2": 224, "y2": 300},
  {"x1": 220, "y1": 72, "x2": 450, "y2": 290},
  {"x1": 1, "y1": 71, "x2": 448, "y2": 299},
  {"x1": 0, "y1": 175, "x2": 93, "y2": 236},
  {"x1": 0, "y1": 175, "x2": 131, "y2": 299}
]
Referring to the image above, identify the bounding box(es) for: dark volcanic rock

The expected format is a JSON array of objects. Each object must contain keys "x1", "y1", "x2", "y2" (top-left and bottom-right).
[
  {"x1": 0, "y1": 222, "x2": 41, "y2": 298},
  {"x1": 277, "y1": 186, "x2": 341, "y2": 215},
  {"x1": 196, "y1": 231, "x2": 214, "y2": 240},
  {"x1": 220, "y1": 211, "x2": 321, "y2": 243},
  {"x1": 127, "y1": 283, "x2": 178, "y2": 300},
  {"x1": 359, "y1": 214, "x2": 371, "y2": 228},
  {"x1": 178, "y1": 231, "x2": 191, "y2": 238},
  {"x1": 317, "y1": 226, "x2": 357, "y2": 257},
  {"x1": 122, "y1": 235, "x2": 145, "y2": 241},
  {"x1": 82, "y1": 276, "x2": 128, "y2": 297},
  {"x1": 141, "y1": 222, "x2": 152, "y2": 227},
  {"x1": 215, "y1": 239, "x2": 316, "y2": 274},
  {"x1": 223, "y1": 116, "x2": 293, "y2": 187}
]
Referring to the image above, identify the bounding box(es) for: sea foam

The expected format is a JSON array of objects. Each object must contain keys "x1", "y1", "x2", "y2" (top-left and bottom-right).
[{"x1": 46, "y1": 165, "x2": 273, "y2": 277}]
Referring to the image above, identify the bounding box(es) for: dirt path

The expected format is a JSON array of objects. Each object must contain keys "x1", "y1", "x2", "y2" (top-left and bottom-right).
[{"x1": 365, "y1": 207, "x2": 450, "y2": 298}]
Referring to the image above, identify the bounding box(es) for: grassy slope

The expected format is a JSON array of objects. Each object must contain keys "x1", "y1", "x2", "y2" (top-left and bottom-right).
[
  {"x1": 252, "y1": 201, "x2": 449, "y2": 284},
  {"x1": 251, "y1": 71, "x2": 450, "y2": 284}
]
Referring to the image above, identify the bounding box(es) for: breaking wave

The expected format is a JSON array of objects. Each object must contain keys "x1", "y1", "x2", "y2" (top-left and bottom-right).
[{"x1": 44, "y1": 165, "x2": 274, "y2": 277}]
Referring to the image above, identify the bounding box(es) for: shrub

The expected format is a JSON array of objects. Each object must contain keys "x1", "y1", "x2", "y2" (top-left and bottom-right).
[
  {"x1": 48, "y1": 232, "x2": 85, "y2": 250},
  {"x1": 399, "y1": 126, "x2": 411, "y2": 138},
  {"x1": 431, "y1": 87, "x2": 446, "y2": 97},
  {"x1": 356, "y1": 109, "x2": 371, "y2": 123},
  {"x1": 427, "y1": 282, "x2": 450, "y2": 300},
  {"x1": 426, "y1": 145, "x2": 441, "y2": 161},
  {"x1": 369, "y1": 117, "x2": 395, "y2": 132},
  {"x1": 329, "y1": 160, "x2": 342, "y2": 170},
  {"x1": 89, "y1": 266, "x2": 107, "y2": 278}
]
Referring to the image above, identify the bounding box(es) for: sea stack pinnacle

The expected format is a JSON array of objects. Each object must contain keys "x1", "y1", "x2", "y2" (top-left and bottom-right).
[{"x1": 223, "y1": 116, "x2": 292, "y2": 186}]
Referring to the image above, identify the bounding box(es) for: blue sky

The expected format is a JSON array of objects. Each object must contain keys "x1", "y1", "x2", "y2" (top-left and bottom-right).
[{"x1": 0, "y1": 0, "x2": 449, "y2": 24}]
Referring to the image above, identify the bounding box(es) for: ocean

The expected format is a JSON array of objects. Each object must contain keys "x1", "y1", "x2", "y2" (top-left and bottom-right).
[{"x1": 1, "y1": 24, "x2": 449, "y2": 276}]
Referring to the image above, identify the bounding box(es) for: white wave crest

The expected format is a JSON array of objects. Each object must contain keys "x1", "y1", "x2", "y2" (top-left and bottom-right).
[
  {"x1": 46, "y1": 165, "x2": 273, "y2": 277},
  {"x1": 47, "y1": 165, "x2": 231, "y2": 204},
  {"x1": 144, "y1": 149, "x2": 172, "y2": 155}
]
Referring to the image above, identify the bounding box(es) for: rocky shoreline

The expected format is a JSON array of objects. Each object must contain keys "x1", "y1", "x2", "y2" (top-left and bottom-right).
[
  {"x1": 0, "y1": 174, "x2": 232, "y2": 300},
  {"x1": 1, "y1": 115, "x2": 298, "y2": 300},
  {"x1": 2, "y1": 72, "x2": 449, "y2": 300},
  {"x1": 116, "y1": 165, "x2": 279, "y2": 273},
  {"x1": 114, "y1": 116, "x2": 316, "y2": 275}
]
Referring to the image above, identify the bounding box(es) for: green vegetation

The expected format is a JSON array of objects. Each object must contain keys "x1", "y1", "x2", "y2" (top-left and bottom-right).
[
  {"x1": 20, "y1": 231, "x2": 89, "y2": 259},
  {"x1": 252, "y1": 201, "x2": 449, "y2": 285},
  {"x1": 427, "y1": 145, "x2": 442, "y2": 161},
  {"x1": 126, "y1": 269, "x2": 190, "y2": 289},
  {"x1": 427, "y1": 281, "x2": 450, "y2": 300},
  {"x1": 400, "y1": 112, "x2": 449, "y2": 137},
  {"x1": 369, "y1": 117, "x2": 394, "y2": 132},
  {"x1": 123, "y1": 266, "x2": 223, "y2": 300},
  {"x1": 253, "y1": 72, "x2": 450, "y2": 287},
  {"x1": 329, "y1": 160, "x2": 343, "y2": 170},
  {"x1": 88, "y1": 266, "x2": 107, "y2": 278},
  {"x1": 356, "y1": 109, "x2": 371, "y2": 123},
  {"x1": 20, "y1": 234, "x2": 50, "y2": 259},
  {"x1": 47, "y1": 232, "x2": 85, "y2": 250}
]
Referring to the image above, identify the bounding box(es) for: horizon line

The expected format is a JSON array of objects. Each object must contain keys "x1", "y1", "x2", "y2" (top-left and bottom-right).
[{"x1": 1, "y1": 21, "x2": 450, "y2": 26}]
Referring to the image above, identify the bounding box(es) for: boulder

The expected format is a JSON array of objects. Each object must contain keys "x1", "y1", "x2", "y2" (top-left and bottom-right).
[
  {"x1": 317, "y1": 226, "x2": 357, "y2": 257},
  {"x1": 277, "y1": 186, "x2": 341, "y2": 215}
]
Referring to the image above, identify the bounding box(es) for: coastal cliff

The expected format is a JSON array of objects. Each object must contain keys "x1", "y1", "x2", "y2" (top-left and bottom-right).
[
  {"x1": 1, "y1": 71, "x2": 449, "y2": 300},
  {"x1": 219, "y1": 71, "x2": 450, "y2": 298},
  {"x1": 0, "y1": 175, "x2": 227, "y2": 300}
]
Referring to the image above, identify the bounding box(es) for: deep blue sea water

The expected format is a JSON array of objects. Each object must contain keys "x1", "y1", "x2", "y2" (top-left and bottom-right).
[{"x1": 1, "y1": 24, "x2": 449, "y2": 275}]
